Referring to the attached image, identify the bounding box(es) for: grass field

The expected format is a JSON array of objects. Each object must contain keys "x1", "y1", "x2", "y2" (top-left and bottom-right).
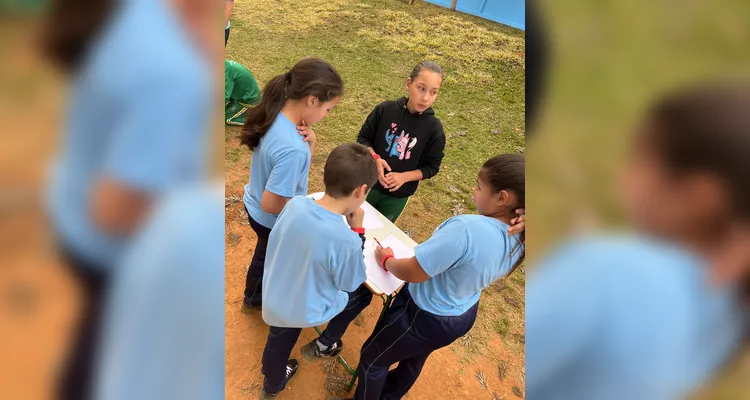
[{"x1": 224, "y1": 0, "x2": 526, "y2": 398}]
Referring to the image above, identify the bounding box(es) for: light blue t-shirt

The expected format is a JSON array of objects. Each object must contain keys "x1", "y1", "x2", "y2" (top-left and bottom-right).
[
  {"x1": 526, "y1": 235, "x2": 744, "y2": 400},
  {"x1": 47, "y1": 0, "x2": 211, "y2": 269},
  {"x1": 262, "y1": 197, "x2": 367, "y2": 328},
  {"x1": 411, "y1": 215, "x2": 523, "y2": 317},
  {"x1": 243, "y1": 113, "x2": 310, "y2": 229},
  {"x1": 94, "y1": 184, "x2": 224, "y2": 400}
]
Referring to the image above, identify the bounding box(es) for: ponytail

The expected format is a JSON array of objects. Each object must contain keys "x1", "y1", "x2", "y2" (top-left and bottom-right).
[{"x1": 240, "y1": 58, "x2": 344, "y2": 150}]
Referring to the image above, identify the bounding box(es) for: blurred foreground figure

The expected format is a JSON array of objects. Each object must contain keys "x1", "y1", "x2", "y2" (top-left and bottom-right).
[
  {"x1": 93, "y1": 183, "x2": 224, "y2": 400},
  {"x1": 527, "y1": 83, "x2": 750, "y2": 399},
  {"x1": 42, "y1": 0, "x2": 216, "y2": 398}
]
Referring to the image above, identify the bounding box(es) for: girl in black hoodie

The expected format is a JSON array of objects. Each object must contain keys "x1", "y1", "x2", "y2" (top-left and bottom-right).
[{"x1": 357, "y1": 61, "x2": 446, "y2": 222}]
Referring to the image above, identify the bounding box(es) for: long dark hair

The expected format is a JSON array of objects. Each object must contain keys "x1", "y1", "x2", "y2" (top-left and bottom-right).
[
  {"x1": 481, "y1": 154, "x2": 526, "y2": 274},
  {"x1": 42, "y1": 0, "x2": 116, "y2": 72},
  {"x1": 240, "y1": 58, "x2": 344, "y2": 149}
]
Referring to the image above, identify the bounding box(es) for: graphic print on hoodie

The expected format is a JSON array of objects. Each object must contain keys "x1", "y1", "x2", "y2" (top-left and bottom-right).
[{"x1": 357, "y1": 97, "x2": 446, "y2": 198}]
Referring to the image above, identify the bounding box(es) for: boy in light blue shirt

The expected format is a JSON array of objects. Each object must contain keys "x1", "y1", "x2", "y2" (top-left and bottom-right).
[
  {"x1": 259, "y1": 143, "x2": 379, "y2": 399},
  {"x1": 331, "y1": 154, "x2": 525, "y2": 400}
]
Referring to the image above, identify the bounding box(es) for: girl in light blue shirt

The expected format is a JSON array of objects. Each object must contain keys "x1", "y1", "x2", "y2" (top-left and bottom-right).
[
  {"x1": 331, "y1": 154, "x2": 525, "y2": 400},
  {"x1": 239, "y1": 58, "x2": 344, "y2": 311},
  {"x1": 527, "y1": 84, "x2": 750, "y2": 399}
]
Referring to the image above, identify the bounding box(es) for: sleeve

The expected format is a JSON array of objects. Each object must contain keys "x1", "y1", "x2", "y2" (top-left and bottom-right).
[
  {"x1": 95, "y1": 190, "x2": 224, "y2": 399},
  {"x1": 413, "y1": 217, "x2": 469, "y2": 277},
  {"x1": 265, "y1": 149, "x2": 308, "y2": 198},
  {"x1": 103, "y1": 78, "x2": 210, "y2": 194},
  {"x1": 525, "y1": 241, "x2": 601, "y2": 397},
  {"x1": 356, "y1": 103, "x2": 383, "y2": 149},
  {"x1": 331, "y1": 235, "x2": 368, "y2": 292},
  {"x1": 418, "y1": 121, "x2": 446, "y2": 180},
  {"x1": 224, "y1": 71, "x2": 234, "y2": 103}
]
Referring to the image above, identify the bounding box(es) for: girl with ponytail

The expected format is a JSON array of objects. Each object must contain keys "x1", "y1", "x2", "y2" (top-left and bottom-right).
[
  {"x1": 240, "y1": 58, "x2": 344, "y2": 312},
  {"x1": 331, "y1": 154, "x2": 525, "y2": 400}
]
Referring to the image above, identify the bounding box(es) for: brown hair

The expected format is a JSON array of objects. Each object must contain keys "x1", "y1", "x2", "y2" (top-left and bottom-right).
[
  {"x1": 240, "y1": 58, "x2": 344, "y2": 149},
  {"x1": 647, "y1": 84, "x2": 750, "y2": 220},
  {"x1": 42, "y1": 0, "x2": 115, "y2": 72},
  {"x1": 323, "y1": 143, "x2": 378, "y2": 199},
  {"x1": 409, "y1": 61, "x2": 444, "y2": 82},
  {"x1": 481, "y1": 154, "x2": 526, "y2": 274}
]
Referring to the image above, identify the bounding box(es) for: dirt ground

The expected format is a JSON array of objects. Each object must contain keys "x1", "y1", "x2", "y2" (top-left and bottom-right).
[{"x1": 224, "y1": 134, "x2": 525, "y2": 400}]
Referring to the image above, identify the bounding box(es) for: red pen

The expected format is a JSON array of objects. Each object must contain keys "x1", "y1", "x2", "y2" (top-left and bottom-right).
[{"x1": 373, "y1": 238, "x2": 383, "y2": 248}]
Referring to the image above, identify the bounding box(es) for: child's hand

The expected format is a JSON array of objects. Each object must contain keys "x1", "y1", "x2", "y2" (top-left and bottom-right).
[
  {"x1": 508, "y1": 208, "x2": 525, "y2": 236},
  {"x1": 297, "y1": 119, "x2": 316, "y2": 145},
  {"x1": 384, "y1": 172, "x2": 407, "y2": 192},
  {"x1": 377, "y1": 158, "x2": 392, "y2": 187},
  {"x1": 346, "y1": 207, "x2": 365, "y2": 229},
  {"x1": 374, "y1": 245, "x2": 394, "y2": 270}
]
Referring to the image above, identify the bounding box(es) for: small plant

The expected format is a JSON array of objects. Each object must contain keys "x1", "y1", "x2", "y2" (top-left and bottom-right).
[
  {"x1": 326, "y1": 373, "x2": 351, "y2": 397},
  {"x1": 322, "y1": 360, "x2": 338, "y2": 374},
  {"x1": 493, "y1": 392, "x2": 505, "y2": 400},
  {"x1": 475, "y1": 370, "x2": 489, "y2": 390},
  {"x1": 512, "y1": 386, "x2": 523, "y2": 398},
  {"x1": 498, "y1": 360, "x2": 508, "y2": 381},
  {"x1": 493, "y1": 318, "x2": 510, "y2": 337}
]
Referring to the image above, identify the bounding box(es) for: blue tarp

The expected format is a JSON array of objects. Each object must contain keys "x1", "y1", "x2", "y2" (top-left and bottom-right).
[{"x1": 425, "y1": 0, "x2": 525, "y2": 30}]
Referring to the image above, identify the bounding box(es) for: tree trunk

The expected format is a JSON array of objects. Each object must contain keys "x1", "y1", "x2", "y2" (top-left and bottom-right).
[{"x1": 450, "y1": 0, "x2": 457, "y2": 10}]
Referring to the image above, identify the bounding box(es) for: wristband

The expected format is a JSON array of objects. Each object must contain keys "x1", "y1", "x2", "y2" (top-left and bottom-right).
[
  {"x1": 372, "y1": 153, "x2": 381, "y2": 160},
  {"x1": 351, "y1": 227, "x2": 365, "y2": 235},
  {"x1": 381, "y1": 254, "x2": 394, "y2": 270}
]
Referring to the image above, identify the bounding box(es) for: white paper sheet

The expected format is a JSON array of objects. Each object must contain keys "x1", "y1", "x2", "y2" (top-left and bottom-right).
[
  {"x1": 307, "y1": 192, "x2": 384, "y2": 230},
  {"x1": 363, "y1": 236, "x2": 412, "y2": 294}
]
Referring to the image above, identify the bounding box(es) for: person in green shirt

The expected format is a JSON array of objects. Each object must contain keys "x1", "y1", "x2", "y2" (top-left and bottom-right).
[{"x1": 225, "y1": 59, "x2": 261, "y2": 126}]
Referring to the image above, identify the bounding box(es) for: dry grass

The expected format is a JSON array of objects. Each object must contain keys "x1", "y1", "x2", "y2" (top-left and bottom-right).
[
  {"x1": 498, "y1": 360, "x2": 508, "y2": 381},
  {"x1": 475, "y1": 369, "x2": 489, "y2": 390},
  {"x1": 358, "y1": 11, "x2": 524, "y2": 84},
  {"x1": 325, "y1": 373, "x2": 352, "y2": 397}
]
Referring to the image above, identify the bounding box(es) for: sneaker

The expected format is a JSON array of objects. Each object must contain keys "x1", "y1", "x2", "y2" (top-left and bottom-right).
[
  {"x1": 258, "y1": 359, "x2": 299, "y2": 399},
  {"x1": 301, "y1": 338, "x2": 343, "y2": 361},
  {"x1": 241, "y1": 300, "x2": 262, "y2": 314}
]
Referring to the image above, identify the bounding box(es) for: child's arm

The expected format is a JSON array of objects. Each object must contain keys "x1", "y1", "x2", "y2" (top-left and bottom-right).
[
  {"x1": 417, "y1": 128, "x2": 446, "y2": 180},
  {"x1": 356, "y1": 104, "x2": 384, "y2": 154},
  {"x1": 382, "y1": 255, "x2": 430, "y2": 283}
]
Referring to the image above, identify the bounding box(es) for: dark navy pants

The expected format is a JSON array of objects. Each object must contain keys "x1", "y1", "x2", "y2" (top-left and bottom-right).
[
  {"x1": 262, "y1": 284, "x2": 373, "y2": 393},
  {"x1": 319, "y1": 284, "x2": 373, "y2": 347},
  {"x1": 353, "y1": 285, "x2": 478, "y2": 400},
  {"x1": 244, "y1": 211, "x2": 271, "y2": 307}
]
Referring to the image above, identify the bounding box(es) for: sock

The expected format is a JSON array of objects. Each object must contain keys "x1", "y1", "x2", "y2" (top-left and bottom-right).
[{"x1": 316, "y1": 339, "x2": 338, "y2": 351}]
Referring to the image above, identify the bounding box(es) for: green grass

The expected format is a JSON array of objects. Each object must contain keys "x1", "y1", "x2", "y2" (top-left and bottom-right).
[
  {"x1": 493, "y1": 318, "x2": 510, "y2": 337},
  {"x1": 226, "y1": 0, "x2": 525, "y2": 365}
]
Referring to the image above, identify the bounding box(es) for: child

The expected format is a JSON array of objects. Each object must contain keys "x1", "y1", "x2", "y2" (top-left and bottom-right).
[
  {"x1": 240, "y1": 58, "x2": 344, "y2": 312},
  {"x1": 526, "y1": 85, "x2": 750, "y2": 400},
  {"x1": 356, "y1": 61, "x2": 446, "y2": 222},
  {"x1": 259, "y1": 143, "x2": 380, "y2": 399},
  {"x1": 330, "y1": 154, "x2": 525, "y2": 400},
  {"x1": 225, "y1": 59, "x2": 262, "y2": 126}
]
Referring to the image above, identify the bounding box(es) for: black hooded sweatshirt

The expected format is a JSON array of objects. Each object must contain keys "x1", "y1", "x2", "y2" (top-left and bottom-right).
[{"x1": 356, "y1": 97, "x2": 446, "y2": 198}]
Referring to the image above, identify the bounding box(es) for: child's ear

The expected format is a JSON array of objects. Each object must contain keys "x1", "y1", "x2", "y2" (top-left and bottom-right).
[
  {"x1": 307, "y1": 95, "x2": 319, "y2": 108},
  {"x1": 495, "y1": 190, "x2": 510, "y2": 206},
  {"x1": 358, "y1": 184, "x2": 368, "y2": 199},
  {"x1": 405, "y1": 78, "x2": 412, "y2": 91}
]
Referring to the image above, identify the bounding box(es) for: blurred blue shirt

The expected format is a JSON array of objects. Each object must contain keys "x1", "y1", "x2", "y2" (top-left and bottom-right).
[
  {"x1": 94, "y1": 183, "x2": 224, "y2": 400},
  {"x1": 526, "y1": 235, "x2": 745, "y2": 400},
  {"x1": 412, "y1": 215, "x2": 523, "y2": 316},
  {"x1": 47, "y1": 0, "x2": 212, "y2": 269},
  {"x1": 243, "y1": 112, "x2": 310, "y2": 229},
  {"x1": 262, "y1": 197, "x2": 367, "y2": 328}
]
